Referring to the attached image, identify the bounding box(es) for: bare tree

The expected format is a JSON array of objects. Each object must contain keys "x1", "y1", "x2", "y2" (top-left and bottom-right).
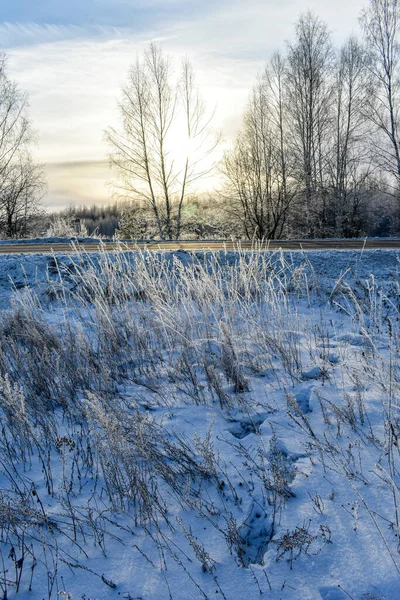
[
  {"x1": 106, "y1": 44, "x2": 217, "y2": 240},
  {"x1": 222, "y1": 65, "x2": 295, "y2": 240},
  {"x1": 264, "y1": 52, "x2": 293, "y2": 213},
  {"x1": 328, "y1": 37, "x2": 372, "y2": 236},
  {"x1": 0, "y1": 54, "x2": 45, "y2": 238},
  {"x1": 361, "y1": 0, "x2": 400, "y2": 187},
  {"x1": 0, "y1": 154, "x2": 45, "y2": 237},
  {"x1": 286, "y1": 12, "x2": 335, "y2": 236}
]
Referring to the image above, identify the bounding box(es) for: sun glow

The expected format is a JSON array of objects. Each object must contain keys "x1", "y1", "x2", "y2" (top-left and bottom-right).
[{"x1": 166, "y1": 115, "x2": 219, "y2": 190}]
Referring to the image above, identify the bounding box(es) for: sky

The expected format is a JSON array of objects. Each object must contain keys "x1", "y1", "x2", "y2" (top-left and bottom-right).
[{"x1": 1, "y1": 0, "x2": 367, "y2": 210}]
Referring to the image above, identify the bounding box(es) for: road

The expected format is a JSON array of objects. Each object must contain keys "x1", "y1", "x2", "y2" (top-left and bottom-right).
[{"x1": 0, "y1": 239, "x2": 400, "y2": 254}]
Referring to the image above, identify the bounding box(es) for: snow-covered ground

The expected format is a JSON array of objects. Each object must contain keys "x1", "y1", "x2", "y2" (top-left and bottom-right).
[
  {"x1": 1, "y1": 247, "x2": 400, "y2": 308},
  {"x1": 0, "y1": 248, "x2": 399, "y2": 600}
]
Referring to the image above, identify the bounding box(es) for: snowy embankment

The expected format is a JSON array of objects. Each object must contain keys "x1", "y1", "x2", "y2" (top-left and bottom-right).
[
  {"x1": 1, "y1": 247, "x2": 399, "y2": 309},
  {"x1": 0, "y1": 248, "x2": 399, "y2": 600}
]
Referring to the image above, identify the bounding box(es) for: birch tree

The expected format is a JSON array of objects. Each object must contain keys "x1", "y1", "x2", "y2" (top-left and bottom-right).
[
  {"x1": 361, "y1": 0, "x2": 400, "y2": 186},
  {"x1": 0, "y1": 54, "x2": 45, "y2": 238},
  {"x1": 328, "y1": 37, "x2": 372, "y2": 236},
  {"x1": 222, "y1": 59, "x2": 295, "y2": 240},
  {"x1": 286, "y1": 12, "x2": 335, "y2": 235},
  {"x1": 106, "y1": 44, "x2": 217, "y2": 240}
]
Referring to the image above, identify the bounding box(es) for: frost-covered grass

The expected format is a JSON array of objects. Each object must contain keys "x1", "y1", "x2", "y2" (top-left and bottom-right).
[{"x1": 0, "y1": 247, "x2": 399, "y2": 599}]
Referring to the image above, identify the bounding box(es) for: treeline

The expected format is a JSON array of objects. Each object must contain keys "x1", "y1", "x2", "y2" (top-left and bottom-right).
[
  {"x1": 46, "y1": 197, "x2": 233, "y2": 239},
  {"x1": 221, "y1": 4, "x2": 400, "y2": 239},
  {"x1": 47, "y1": 188, "x2": 394, "y2": 240},
  {"x1": 51, "y1": 203, "x2": 120, "y2": 238},
  {"x1": 3, "y1": 0, "x2": 400, "y2": 240},
  {"x1": 103, "y1": 0, "x2": 400, "y2": 240}
]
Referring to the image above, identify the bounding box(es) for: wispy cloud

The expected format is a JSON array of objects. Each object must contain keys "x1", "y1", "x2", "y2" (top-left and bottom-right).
[
  {"x1": 0, "y1": 22, "x2": 85, "y2": 47},
  {"x1": 0, "y1": 0, "x2": 216, "y2": 34},
  {"x1": 0, "y1": 22, "x2": 158, "y2": 48}
]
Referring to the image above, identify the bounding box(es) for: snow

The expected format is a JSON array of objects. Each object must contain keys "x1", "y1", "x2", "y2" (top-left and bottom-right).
[
  {"x1": 0, "y1": 247, "x2": 399, "y2": 599},
  {"x1": 1, "y1": 247, "x2": 400, "y2": 308}
]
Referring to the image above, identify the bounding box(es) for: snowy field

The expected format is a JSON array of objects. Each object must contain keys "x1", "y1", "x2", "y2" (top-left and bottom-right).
[{"x1": 0, "y1": 247, "x2": 400, "y2": 600}]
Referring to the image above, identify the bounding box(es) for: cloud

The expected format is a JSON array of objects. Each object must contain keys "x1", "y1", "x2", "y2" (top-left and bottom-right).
[
  {"x1": 0, "y1": 0, "x2": 215, "y2": 33},
  {"x1": 6, "y1": 31, "x2": 160, "y2": 163},
  {"x1": 0, "y1": 22, "x2": 154, "y2": 49},
  {"x1": 44, "y1": 160, "x2": 112, "y2": 209},
  {"x1": 0, "y1": 22, "x2": 84, "y2": 47}
]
